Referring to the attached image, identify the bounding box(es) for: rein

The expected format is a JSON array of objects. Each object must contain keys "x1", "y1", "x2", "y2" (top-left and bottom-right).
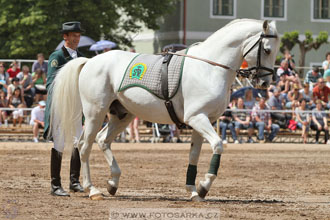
[
  {"x1": 166, "y1": 51, "x2": 231, "y2": 70},
  {"x1": 164, "y1": 33, "x2": 278, "y2": 80}
]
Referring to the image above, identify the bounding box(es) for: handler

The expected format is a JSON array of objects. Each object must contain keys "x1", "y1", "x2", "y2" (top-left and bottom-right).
[{"x1": 44, "y1": 21, "x2": 85, "y2": 196}]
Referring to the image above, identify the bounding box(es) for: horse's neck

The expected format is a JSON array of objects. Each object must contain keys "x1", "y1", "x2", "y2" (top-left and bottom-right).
[{"x1": 191, "y1": 23, "x2": 261, "y2": 71}]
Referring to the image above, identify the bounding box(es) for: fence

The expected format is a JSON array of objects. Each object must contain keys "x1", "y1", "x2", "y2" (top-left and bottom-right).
[{"x1": 1, "y1": 107, "x2": 329, "y2": 143}]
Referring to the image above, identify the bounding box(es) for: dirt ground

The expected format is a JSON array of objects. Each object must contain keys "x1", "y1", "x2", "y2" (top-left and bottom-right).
[{"x1": 0, "y1": 141, "x2": 330, "y2": 220}]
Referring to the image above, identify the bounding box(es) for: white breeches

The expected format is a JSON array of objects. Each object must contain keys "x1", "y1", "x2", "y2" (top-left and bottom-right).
[{"x1": 12, "y1": 109, "x2": 23, "y2": 119}]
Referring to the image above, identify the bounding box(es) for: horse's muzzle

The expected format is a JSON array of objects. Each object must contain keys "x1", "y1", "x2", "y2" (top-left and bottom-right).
[{"x1": 256, "y1": 79, "x2": 269, "y2": 89}]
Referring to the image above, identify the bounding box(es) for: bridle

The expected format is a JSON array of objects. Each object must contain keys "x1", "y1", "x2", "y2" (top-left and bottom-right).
[
  {"x1": 236, "y1": 33, "x2": 278, "y2": 81},
  {"x1": 165, "y1": 33, "x2": 278, "y2": 81}
]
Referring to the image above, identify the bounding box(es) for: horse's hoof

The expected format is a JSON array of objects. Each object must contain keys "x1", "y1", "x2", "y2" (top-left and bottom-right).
[
  {"x1": 191, "y1": 194, "x2": 205, "y2": 202},
  {"x1": 90, "y1": 194, "x2": 104, "y2": 200},
  {"x1": 197, "y1": 184, "x2": 208, "y2": 199},
  {"x1": 107, "y1": 183, "x2": 117, "y2": 196}
]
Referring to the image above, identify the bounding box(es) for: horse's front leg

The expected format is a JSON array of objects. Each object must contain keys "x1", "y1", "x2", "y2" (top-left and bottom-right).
[
  {"x1": 187, "y1": 114, "x2": 223, "y2": 199},
  {"x1": 186, "y1": 130, "x2": 203, "y2": 201}
]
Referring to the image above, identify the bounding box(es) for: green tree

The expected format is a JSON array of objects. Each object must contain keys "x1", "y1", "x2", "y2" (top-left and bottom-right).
[
  {"x1": 280, "y1": 30, "x2": 328, "y2": 75},
  {"x1": 0, "y1": 0, "x2": 176, "y2": 59}
]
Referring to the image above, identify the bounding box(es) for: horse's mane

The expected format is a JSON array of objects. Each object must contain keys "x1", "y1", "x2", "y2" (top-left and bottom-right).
[
  {"x1": 202, "y1": 19, "x2": 277, "y2": 44},
  {"x1": 222, "y1": 18, "x2": 277, "y2": 35},
  {"x1": 223, "y1": 18, "x2": 263, "y2": 29}
]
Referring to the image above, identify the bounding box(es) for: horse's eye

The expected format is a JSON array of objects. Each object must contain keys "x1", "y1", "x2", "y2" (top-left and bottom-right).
[{"x1": 264, "y1": 48, "x2": 271, "y2": 55}]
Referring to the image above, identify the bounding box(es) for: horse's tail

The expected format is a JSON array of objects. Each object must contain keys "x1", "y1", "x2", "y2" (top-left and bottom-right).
[{"x1": 50, "y1": 57, "x2": 89, "y2": 147}]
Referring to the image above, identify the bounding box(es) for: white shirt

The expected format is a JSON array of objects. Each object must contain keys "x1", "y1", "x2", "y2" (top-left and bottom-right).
[
  {"x1": 30, "y1": 106, "x2": 45, "y2": 125},
  {"x1": 65, "y1": 46, "x2": 78, "y2": 59}
]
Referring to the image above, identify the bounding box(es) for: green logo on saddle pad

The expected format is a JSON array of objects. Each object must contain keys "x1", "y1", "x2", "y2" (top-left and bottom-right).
[{"x1": 130, "y1": 63, "x2": 147, "y2": 80}]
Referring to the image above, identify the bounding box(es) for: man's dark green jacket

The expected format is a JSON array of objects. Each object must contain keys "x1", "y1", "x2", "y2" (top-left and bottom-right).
[{"x1": 43, "y1": 46, "x2": 83, "y2": 139}]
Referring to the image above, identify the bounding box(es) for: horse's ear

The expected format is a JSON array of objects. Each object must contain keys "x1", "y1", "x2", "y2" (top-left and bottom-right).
[
  {"x1": 263, "y1": 20, "x2": 269, "y2": 33},
  {"x1": 269, "y1": 20, "x2": 276, "y2": 29}
]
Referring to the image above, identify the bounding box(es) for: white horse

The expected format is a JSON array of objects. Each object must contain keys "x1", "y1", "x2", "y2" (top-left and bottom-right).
[{"x1": 51, "y1": 19, "x2": 280, "y2": 201}]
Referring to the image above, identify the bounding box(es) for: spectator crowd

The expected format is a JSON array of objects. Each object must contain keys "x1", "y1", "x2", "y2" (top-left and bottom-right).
[
  {"x1": 0, "y1": 53, "x2": 48, "y2": 129},
  {"x1": 218, "y1": 51, "x2": 330, "y2": 145}
]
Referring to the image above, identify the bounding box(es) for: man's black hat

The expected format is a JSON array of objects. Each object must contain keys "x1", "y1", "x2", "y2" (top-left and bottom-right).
[{"x1": 60, "y1": 21, "x2": 85, "y2": 34}]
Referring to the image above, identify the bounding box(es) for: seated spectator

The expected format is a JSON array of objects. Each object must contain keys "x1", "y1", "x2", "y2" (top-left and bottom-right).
[
  {"x1": 324, "y1": 69, "x2": 330, "y2": 88},
  {"x1": 311, "y1": 100, "x2": 329, "y2": 144},
  {"x1": 267, "y1": 87, "x2": 291, "y2": 128},
  {"x1": 129, "y1": 117, "x2": 140, "y2": 143},
  {"x1": 30, "y1": 101, "x2": 46, "y2": 142},
  {"x1": 322, "y1": 52, "x2": 330, "y2": 72},
  {"x1": 232, "y1": 97, "x2": 254, "y2": 143},
  {"x1": 276, "y1": 59, "x2": 296, "y2": 82},
  {"x1": 281, "y1": 49, "x2": 296, "y2": 70},
  {"x1": 32, "y1": 68, "x2": 47, "y2": 102},
  {"x1": 7, "y1": 61, "x2": 20, "y2": 80},
  {"x1": 286, "y1": 83, "x2": 303, "y2": 109},
  {"x1": 17, "y1": 65, "x2": 34, "y2": 107},
  {"x1": 0, "y1": 62, "x2": 9, "y2": 94},
  {"x1": 312, "y1": 78, "x2": 330, "y2": 109},
  {"x1": 300, "y1": 83, "x2": 313, "y2": 108},
  {"x1": 229, "y1": 97, "x2": 238, "y2": 108},
  {"x1": 295, "y1": 99, "x2": 310, "y2": 144},
  {"x1": 169, "y1": 124, "x2": 182, "y2": 143},
  {"x1": 219, "y1": 106, "x2": 238, "y2": 145},
  {"x1": 267, "y1": 83, "x2": 277, "y2": 98},
  {"x1": 0, "y1": 90, "x2": 8, "y2": 127},
  {"x1": 252, "y1": 97, "x2": 280, "y2": 142},
  {"x1": 32, "y1": 53, "x2": 48, "y2": 73},
  {"x1": 8, "y1": 87, "x2": 25, "y2": 127},
  {"x1": 243, "y1": 87, "x2": 256, "y2": 110},
  {"x1": 7, "y1": 77, "x2": 24, "y2": 100},
  {"x1": 304, "y1": 66, "x2": 322, "y2": 89},
  {"x1": 276, "y1": 74, "x2": 290, "y2": 96}
]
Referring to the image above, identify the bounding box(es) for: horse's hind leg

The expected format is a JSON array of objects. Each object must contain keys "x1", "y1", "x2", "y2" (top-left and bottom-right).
[
  {"x1": 187, "y1": 114, "x2": 223, "y2": 199},
  {"x1": 80, "y1": 108, "x2": 109, "y2": 200},
  {"x1": 186, "y1": 130, "x2": 203, "y2": 201},
  {"x1": 96, "y1": 113, "x2": 135, "y2": 196}
]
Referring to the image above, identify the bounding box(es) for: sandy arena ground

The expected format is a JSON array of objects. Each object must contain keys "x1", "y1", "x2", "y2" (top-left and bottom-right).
[{"x1": 0, "y1": 141, "x2": 330, "y2": 220}]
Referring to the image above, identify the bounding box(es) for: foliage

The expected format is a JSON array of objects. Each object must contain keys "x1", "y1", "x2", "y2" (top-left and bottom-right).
[
  {"x1": 0, "y1": 0, "x2": 176, "y2": 59},
  {"x1": 279, "y1": 31, "x2": 299, "y2": 53},
  {"x1": 280, "y1": 30, "x2": 328, "y2": 74}
]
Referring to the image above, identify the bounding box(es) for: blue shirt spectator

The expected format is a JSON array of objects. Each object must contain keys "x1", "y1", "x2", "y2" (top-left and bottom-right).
[{"x1": 32, "y1": 53, "x2": 48, "y2": 73}]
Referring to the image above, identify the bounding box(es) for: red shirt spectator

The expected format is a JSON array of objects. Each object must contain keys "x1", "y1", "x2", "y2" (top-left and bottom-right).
[
  {"x1": 7, "y1": 61, "x2": 20, "y2": 78},
  {"x1": 313, "y1": 78, "x2": 330, "y2": 103}
]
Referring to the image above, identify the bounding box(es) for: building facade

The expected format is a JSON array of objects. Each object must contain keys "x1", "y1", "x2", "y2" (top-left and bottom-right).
[{"x1": 133, "y1": 0, "x2": 330, "y2": 71}]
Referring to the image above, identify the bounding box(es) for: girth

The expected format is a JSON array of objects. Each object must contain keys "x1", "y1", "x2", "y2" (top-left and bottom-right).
[{"x1": 161, "y1": 53, "x2": 185, "y2": 129}]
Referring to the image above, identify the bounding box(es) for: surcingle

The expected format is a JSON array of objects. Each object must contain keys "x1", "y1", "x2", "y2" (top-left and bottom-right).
[{"x1": 118, "y1": 50, "x2": 186, "y2": 100}]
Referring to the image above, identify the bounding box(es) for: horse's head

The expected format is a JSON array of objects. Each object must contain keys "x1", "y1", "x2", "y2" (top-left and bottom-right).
[{"x1": 238, "y1": 20, "x2": 280, "y2": 89}]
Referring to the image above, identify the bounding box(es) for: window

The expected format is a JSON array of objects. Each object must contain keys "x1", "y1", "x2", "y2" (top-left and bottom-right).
[
  {"x1": 211, "y1": 0, "x2": 236, "y2": 19},
  {"x1": 263, "y1": 0, "x2": 285, "y2": 18},
  {"x1": 313, "y1": 0, "x2": 330, "y2": 19}
]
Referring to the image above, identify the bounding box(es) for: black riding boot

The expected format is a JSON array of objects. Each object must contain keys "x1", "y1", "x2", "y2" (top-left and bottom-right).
[
  {"x1": 50, "y1": 148, "x2": 70, "y2": 196},
  {"x1": 69, "y1": 147, "x2": 84, "y2": 192}
]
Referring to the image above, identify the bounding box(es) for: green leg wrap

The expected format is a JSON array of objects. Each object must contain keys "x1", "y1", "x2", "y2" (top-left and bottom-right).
[
  {"x1": 186, "y1": 164, "x2": 197, "y2": 185},
  {"x1": 208, "y1": 154, "x2": 221, "y2": 176}
]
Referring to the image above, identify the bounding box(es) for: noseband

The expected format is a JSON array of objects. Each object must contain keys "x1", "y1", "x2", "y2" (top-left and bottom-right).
[{"x1": 236, "y1": 34, "x2": 278, "y2": 80}]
